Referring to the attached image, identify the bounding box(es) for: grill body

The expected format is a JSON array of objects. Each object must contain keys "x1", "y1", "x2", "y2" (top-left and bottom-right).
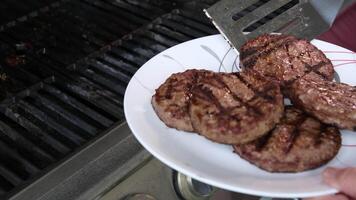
[{"x1": 0, "y1": 0, "x2": 219, "y2": 199}]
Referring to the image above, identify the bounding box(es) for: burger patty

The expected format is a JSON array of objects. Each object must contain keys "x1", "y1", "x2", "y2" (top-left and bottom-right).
[
  {"x1": 240, "y1": 34, "x2": 334, "y2": 95},
  {"x1": 151, "y1": 69, "x2": 209, "y2": 132},
  {"x1": 240, "y1": 34, "x2": 295, "y2": 63},
  {"x1": 290, "y1": 72, "x2": 356, "y2": 130},
  {"x1": 189, "y1": 69, "x2": 284, "y2": 144},
  {"x1": 233, "y1": 106, "x2": 341, "y2": 173}
]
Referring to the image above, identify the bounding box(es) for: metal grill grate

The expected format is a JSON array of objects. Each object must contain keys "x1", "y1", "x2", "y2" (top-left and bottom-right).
[
  {"x1": 71, "y1": 9, "x2": 217, "y2": 82},
  {"x1": 0, "y1": 0, "x2": 218, "y2": 198},
  {"x1": 0, "y1": 0, "x2": 67, "y2": 30},
  {"x1": 0, "y1": 0, "x2": 175, "y2": 67}
]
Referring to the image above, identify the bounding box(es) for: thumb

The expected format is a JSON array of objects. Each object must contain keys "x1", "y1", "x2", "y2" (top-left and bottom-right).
[
  {"x1": 323, "y1": 167, "x2": 356, "y2": 198},
  {"x1": 304, "y1": 194, "x2": 349, "y2": 200}
]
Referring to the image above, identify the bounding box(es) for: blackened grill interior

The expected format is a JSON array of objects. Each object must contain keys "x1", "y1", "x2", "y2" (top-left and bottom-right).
[{"x1": 0, "y1": 0, "x2": 218, "y2": 198}]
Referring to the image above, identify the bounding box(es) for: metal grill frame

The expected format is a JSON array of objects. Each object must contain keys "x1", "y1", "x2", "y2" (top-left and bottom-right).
[{"x1": 0, "y1": 1, "x2": 218, "y2": 199}]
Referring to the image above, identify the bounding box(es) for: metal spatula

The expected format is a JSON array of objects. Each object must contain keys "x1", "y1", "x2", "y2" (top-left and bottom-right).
[{"x1": 204, "y1": 0, "x2": 348, "y2": 50}]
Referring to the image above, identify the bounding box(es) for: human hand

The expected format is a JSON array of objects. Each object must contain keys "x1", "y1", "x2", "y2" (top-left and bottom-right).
[{"x1": 305, "y1": 167, "x2": 356, "y2": 200}]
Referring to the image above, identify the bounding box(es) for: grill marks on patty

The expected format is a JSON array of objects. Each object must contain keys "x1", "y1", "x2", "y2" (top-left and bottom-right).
[
  {"x1": 189, "y1": 70, "x2": 283, "y2": 144},
  {"x1": 152, "y1": 69, "x2": 208, "y2": 132},
  {"x1": 191, "y1": 72, "x2": 261, "y2": 120},
  {"x1": 233, "y1": 106, "x2": 341, "y2": 173},
  {"x1": 241, "y1": 35, "x2": 297, "y2": 69},
  {"x1": 290, "y1": 72, "x2": 356, "y2": 130},
  {"x1": 240, "y1": 34, "x2": 334, "y2": 94},
  {"x1": 250, "y1": 108, "x2": 307, "y2": 154},
  {"x1": 152, "y1": 69, "x2": 284, "y2": 145}
]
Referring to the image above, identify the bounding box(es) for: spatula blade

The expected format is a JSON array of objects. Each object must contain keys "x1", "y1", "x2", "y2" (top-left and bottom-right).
[{"x1": 204, "y1": 0, "x2": 330, "y2": 49}]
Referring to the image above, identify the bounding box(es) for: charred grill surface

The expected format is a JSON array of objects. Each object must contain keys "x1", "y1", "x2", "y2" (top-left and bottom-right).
[
  {"x1": 189, "y1": 70, "x2": 284, "y2": 144},
  {"x1": 233, "y1": 106, "x2": 341, "y2": 173},
  {"x1": 290, "y1": 72, "x2": 356, "y2": 130}
]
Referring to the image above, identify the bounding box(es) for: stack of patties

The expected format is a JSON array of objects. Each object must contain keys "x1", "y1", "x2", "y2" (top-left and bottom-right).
[
  {"x1": 151, "y1": 34, "x2": 354, "y2": 173},
  {"x1": 235, "y1": 34, "x2": 356, "y2": 172},
  {"x1": 151, "y1": 69, "x2": 284, "y2": 144}
]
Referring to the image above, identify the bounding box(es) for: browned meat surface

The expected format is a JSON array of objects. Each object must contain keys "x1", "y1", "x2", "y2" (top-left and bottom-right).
[
  {"x1": 151, "y1": 69, "x2": 210, "y2": 132},
  {"x1": 290, "y1": 72, "x2": 356, "y2": 130},
  {"x1": 240, "y1": 34, "x2": 295, "y2": 63},
  {"x1": 189, "y1": 69, "x2": 284, "y2": 144},
  {"x1": 233, "y1": 106, "x2": 341, "y2": 173},
  {"x1": 240, "y1": 34, "x2": 334, "y2": 95}
]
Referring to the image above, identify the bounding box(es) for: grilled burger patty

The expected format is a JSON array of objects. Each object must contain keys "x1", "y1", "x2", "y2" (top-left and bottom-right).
[
  {"x1": 290, "y1": 72, "x2": 356, "y2": 130},
  {"x1": 240, "y1": 34, "x2": 334, "y2": 95},
  {"x1": 189, "y1": 69, "x2": 284, "y2": 144},
  {"x1": 233, "y1": 106, "x2": 341, "y2": 173},
  {"x1": 152, "y1": 69, "x2": 209, "y2": 132}
]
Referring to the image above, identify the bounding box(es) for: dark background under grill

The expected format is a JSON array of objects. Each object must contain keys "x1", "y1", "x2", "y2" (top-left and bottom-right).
[{"x1": 0, "y1": 0, "x2": 218, "y2": 198}]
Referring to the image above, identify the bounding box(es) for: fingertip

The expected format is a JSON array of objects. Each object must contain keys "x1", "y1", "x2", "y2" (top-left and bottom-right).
[
  {"x1": 303, "y1": 194, "x2": 349, "y2": 200},
  {"x1": 324, "y1": 167, "x2": 339, "y2": 171},
  {"x1": 322, "y1": 167, "x2": 341, "y2": 189}
]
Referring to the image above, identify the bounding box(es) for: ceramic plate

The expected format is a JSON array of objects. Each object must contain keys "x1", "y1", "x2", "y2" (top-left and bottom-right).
[{"x1": 124, "y1": 34, "x2": 356, "y2": 198}]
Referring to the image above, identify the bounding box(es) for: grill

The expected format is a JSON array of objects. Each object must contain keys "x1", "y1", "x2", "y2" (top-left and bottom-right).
[{"x1": 0, "y1": 0, "x2": 218, "y2": 199}]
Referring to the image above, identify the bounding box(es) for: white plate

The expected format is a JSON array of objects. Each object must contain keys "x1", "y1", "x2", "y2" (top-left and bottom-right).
[{"x1": 124, "y1": 34, "x2": 356, "y2": 198}]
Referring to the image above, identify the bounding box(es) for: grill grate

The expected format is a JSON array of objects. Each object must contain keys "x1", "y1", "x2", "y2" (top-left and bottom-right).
[
  {"x1": 0, "y1": 0, "x2": 218, "y2": 198},
  {"x1": 0, "y1": 0, "x2": 175, "y2": 67},
  {"x1": 0, "y1": 0, "x2": 67, "y2": 30}
]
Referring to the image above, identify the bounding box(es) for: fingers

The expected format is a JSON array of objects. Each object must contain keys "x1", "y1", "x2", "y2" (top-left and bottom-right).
[
  {"x1": 323, "y1": 167, "x2": 356, "y2": 198},
  {"x1": 304, "y1": 167, "x2": 356, "y2": 200},
  {"x1": 304, "y1": 193, "x2": 350, "y2": 200}
]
